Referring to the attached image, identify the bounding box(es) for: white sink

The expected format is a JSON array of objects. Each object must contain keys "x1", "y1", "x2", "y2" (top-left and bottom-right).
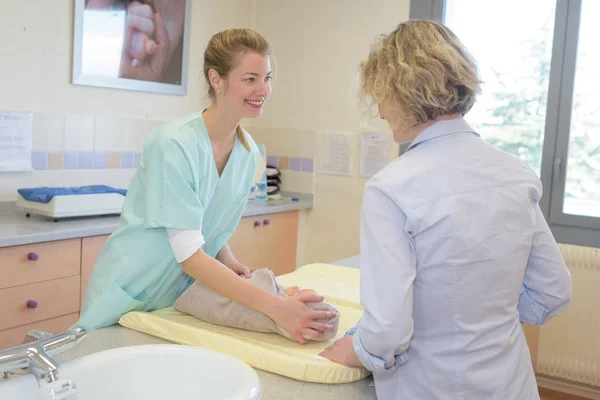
[{"x1": 0, "y1": 344, "x2": 262, "y2": 399}]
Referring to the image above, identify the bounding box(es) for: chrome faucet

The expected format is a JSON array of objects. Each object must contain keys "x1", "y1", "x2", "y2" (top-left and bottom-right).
[{"x1": 0, "y1": 327, "x2": 87, "y2": 383}]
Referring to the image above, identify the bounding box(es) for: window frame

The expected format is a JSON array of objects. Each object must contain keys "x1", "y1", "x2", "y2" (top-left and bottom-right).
[{"x1": 409, "y1": 0, "x2": 600, "y2": 247}]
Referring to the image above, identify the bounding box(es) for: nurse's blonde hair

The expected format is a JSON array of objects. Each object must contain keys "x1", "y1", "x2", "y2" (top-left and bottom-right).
[
  {"x1": 358, "y1": 20, "x2": 482, "y2": 129},
  {"x1": 204, "y1": 28, "x2": 272, "y2": 151}
]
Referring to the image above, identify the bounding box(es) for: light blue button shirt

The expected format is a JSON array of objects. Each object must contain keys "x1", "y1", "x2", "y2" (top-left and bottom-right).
[{"x1": 350, "y1": 118, "x2": 572, "y2": 400}]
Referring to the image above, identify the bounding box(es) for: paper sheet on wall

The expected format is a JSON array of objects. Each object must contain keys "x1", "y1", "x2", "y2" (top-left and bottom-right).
[
  {"x1": 316, "y1": 131, "x2": 354, "y2": 176},
  {"x1": 0, "y1": 112, "x2": 33, "y2": 171},
  {"x1": 359, "y1": 132, "x2": 389, "y2": 178}
]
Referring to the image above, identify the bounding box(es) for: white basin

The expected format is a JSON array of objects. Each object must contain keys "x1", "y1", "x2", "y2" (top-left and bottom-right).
[{"x1": 0, "y1": 344, "x2": 262, "y2": 399}]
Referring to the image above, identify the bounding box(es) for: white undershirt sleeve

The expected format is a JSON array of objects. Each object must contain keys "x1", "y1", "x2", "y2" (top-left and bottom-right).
[{"x1": 166, "y1": 228, "x2": 205, "y2": 263}]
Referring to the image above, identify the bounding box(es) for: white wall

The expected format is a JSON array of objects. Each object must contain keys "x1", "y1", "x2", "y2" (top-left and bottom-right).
[
  {"x1": 251, "y1": 0, "x2": 409, "y2": 263},
  {"x1": 0, "y1": 0, "x2": 254, "y2": 201},
  {"x1": 0, "y1": 0, "x2": 411, "y2": 266}
]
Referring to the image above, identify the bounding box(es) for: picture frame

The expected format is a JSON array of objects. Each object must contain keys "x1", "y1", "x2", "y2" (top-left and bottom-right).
[{"x1": 71, "y1": 0, "x2": 192, "y2": 95}]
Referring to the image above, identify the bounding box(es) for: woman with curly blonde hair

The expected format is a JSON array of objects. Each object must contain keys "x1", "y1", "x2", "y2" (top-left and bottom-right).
[{"x1": 321, "y1": 20, "x2": 571, "y2": 400}]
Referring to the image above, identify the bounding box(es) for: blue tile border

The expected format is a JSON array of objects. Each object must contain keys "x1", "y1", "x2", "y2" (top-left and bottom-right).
[
  {"x1": 301, "y1": 158, "x2": 314, "y2": 172},
  {"x1": 120, "y1": 152, "x2": 134, "y2": 169},
  {"x1": 290, "y1": 157, "x2": 303, "y2": 171},
  {"x1": 63, "y1": 152, "x2": 79, "y2": 170},
  {"x1": 31, "y1": 152, "x2": 47, "y2": 171},
  {"x1": 28, "y1": 151, "x2": 144, "y2": 170}
]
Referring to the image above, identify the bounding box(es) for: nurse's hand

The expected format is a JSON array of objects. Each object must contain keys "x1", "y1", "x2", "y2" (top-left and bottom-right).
[
  {"x1": 229, "y1": 262, "x2": 254, "y2": 278},
  {"x1": 268, "y1": 293, "x2": 336, "y2": 344},
  {"x1": 318, "y1": 336, "x2": 363, "y2": 367}
]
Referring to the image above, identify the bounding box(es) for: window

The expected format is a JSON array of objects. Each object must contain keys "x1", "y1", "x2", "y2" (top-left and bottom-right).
[
  {"x1": 562, "y1": 0, "x2": 600, "y2": 219},
  {"x1": 444, "y1": 0, "x2": 556, "y2": 176},
  {"x1": 410, "y1": 0, "x2": 600, "y2": 247}
]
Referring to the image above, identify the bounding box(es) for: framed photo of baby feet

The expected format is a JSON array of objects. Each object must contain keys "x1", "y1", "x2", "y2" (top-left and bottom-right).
[{"x1": 72, "y1": 0, "x2": 192, "y2": 95}]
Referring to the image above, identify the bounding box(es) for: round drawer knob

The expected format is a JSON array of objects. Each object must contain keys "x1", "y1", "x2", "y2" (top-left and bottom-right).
[
  {"x1": 27, "y1": 252, "x2": 39, "y2": 261},
  {"x1": 26, "y1": 300, "x2": 38, "y2": 309},
  {"x1": 263, "y1": 219, "x2": 271, "y2": 226},
  {"x1": 254, "y1": 221, "x2": 262, "y2": 227}
]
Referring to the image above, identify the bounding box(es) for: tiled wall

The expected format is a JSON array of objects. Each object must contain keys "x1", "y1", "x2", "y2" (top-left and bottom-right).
[
  {"x1": 31, "y1": 151, "x2": 143, "y2": 171},
  {"x1": 246, "y1": 126, "x2": 316, "y2": 194},
  {"x1": 29, "y1": 113, "x2": 164, "y2": 171},
  {"x1": 0, "y1": 111, "x2": 167, "y2": 202},
  {"x1": 0, "y1": 113, "x2": 316, "y2": 202}
]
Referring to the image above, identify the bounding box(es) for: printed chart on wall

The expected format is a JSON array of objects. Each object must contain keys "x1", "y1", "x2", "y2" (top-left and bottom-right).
[
  {"x1": 316, "y1": 131, "x2": 354, "y2": 177},
  {"x1": 359, "y1": 132, "x2": 390, "y2": 178},
  {"x1": 0, "y1": 112, "x2": 33, "y2": 172}
]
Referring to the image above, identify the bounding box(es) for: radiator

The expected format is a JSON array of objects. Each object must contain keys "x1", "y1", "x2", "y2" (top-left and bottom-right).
[{"x1": 537, "y1": 243, "x2": 600, "y2": 387}]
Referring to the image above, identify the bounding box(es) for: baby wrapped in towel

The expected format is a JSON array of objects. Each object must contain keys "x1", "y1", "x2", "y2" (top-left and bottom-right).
[{"x1": 174, "y1": 268, "x2": 340, "y2": 341}]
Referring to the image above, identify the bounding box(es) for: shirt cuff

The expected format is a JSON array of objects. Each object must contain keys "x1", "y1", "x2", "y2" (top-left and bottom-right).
[
  {"x1": 351, "y1": 327, "x2": 409, "y2": 375},
  {"x1": 167, "y1": 228, "x2": 205, "y2": 263}
]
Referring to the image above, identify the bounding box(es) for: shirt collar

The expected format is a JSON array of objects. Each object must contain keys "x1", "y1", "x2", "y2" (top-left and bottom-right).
[{"x1": 406, "y1": 117, "x2": 480, "y2": 152}]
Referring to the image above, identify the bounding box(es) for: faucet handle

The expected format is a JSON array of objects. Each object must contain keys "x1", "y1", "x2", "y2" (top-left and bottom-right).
[{"x1": 28, "y1": 329, "x2": 55, "y2": 341}]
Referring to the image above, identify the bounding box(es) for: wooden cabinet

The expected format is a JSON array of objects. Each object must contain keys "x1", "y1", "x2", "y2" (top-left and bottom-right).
[
  {"x1": 81, "y1": 235, "x2": 110, "y2": 307},
  {"x1": 0, "y1": 238, "x2": 83, "y2": 350},
  {"x1": 228, "y1": 210, "x2": 299, "y2": 276},
  {"x1": 0, "y1": 210, "x2": 300, "y2": 350}
]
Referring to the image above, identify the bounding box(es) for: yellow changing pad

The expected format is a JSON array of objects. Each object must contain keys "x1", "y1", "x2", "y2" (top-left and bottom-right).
[{"x1": 118, "y1": 263, "x2": 370, "y2": 384}]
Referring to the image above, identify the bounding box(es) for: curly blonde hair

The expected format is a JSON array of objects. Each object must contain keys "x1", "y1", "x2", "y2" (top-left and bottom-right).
[{"x1": 358, "y1": 20, "x2": 482, "y2": 129}]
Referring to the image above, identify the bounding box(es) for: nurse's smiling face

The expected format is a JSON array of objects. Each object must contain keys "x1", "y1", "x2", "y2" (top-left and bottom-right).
[{"x1": 221, "y1": 52, "x2": 272, "y2": 119}]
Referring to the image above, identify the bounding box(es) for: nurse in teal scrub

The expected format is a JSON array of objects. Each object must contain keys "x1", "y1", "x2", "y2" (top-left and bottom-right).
[{"x1": 77, "y1": 28, "x2": 335, "y2": 344}]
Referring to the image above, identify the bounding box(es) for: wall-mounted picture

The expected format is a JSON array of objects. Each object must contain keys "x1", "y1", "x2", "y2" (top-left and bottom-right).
[{"x1": 72, "y1": 0, "x2": 191, "y2": 95}]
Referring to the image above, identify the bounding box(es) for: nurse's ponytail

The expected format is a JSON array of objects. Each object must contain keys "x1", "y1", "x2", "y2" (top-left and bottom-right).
[
  {"x1": 236, "y1": 125, "x2": 250, "y2": 152},
  {"x1": 204, "y1": 28, "x2": 272, "y2": 152}
]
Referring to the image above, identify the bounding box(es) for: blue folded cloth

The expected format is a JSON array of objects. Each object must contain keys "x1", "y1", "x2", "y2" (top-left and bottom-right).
[{"x1": 18, "y1": 185, "x2": 127, "y2": 204}]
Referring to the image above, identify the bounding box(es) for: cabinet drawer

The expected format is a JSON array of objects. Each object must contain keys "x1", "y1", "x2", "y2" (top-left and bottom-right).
[
  {"x1": 0, "y1": 313, "x2": 79, "y2": 351},
  {"x1": 0, "y1": 276, "x2": 80, "y2": 331},
  {"x1": 0, "y1": 239, "x2": 81, "y2": 290}
]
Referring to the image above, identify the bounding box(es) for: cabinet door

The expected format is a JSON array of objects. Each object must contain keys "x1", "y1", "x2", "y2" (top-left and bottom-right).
[
  {"x1": 260, "y1": 211, "x2": 299, "y2": 276},
  {"x1": 228, "y1": 211, "x2": 299, "y2": 276},
  {"x1": 81, "y1": 235, "x2": 110, "y2": 307}
]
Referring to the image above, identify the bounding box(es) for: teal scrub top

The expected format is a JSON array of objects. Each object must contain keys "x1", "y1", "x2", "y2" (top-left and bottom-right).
[{"x1": 76, "y1": 111, "x2": 259, "y2": 331}]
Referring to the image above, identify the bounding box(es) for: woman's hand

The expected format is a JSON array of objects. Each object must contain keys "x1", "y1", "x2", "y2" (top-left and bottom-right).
[
  {"x1": 318, "y1": 335, "x2": 363, "y2": 367},
  {"x1": 266, "y1": 292, "x2": 336, "y2": 344},
  {"x1": 216, "y1": 244, "x2": 253, "y2": 278},
  {"x1": 227, "y1": 261, "x2": 254, "y2": 278}
]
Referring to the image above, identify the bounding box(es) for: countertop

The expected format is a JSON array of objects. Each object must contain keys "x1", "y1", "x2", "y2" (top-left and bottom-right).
[
  {"x1": 55, "y1": 326, "x2": 376, "y2": 400},
  {"x1": 0, "y1": 193, "x2": 313, "y2": 248},
  {"x1": 52, "y1": 254, "x2": 375, "y2": 400}
]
